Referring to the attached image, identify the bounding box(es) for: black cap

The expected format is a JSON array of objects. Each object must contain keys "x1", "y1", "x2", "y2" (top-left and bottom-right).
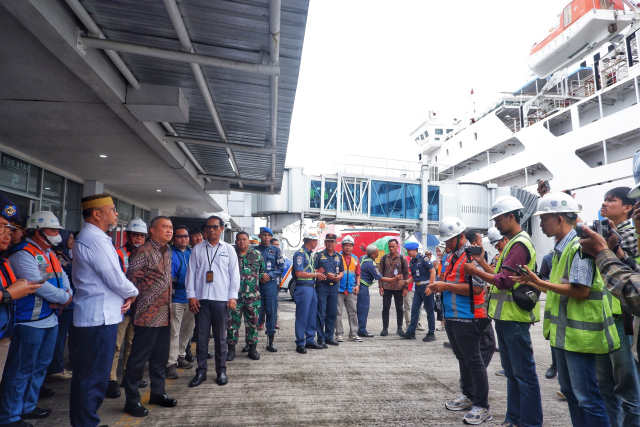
[
  {"x1": 0, "y1": 193, "x2": 20, "y2": 222},
  {"x1": 325, "y1": 233, "x2": 337, "y2": 241}
]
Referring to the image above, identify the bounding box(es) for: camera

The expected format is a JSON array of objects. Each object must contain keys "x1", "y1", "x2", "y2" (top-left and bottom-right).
[
  {"x1": 465, "y1": 246, "x2": 483, "y2": 255},
  {"x1": 537, "y1": 179, "x2": 550, "y2": 193},
  {"x1": 575, "y1": 220, "x2": 611, "y2": 239}
]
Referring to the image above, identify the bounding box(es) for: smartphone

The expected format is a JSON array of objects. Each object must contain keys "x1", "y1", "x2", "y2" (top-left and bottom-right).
[
  {"x1": 500, "y1": 265, "x2": 521, "y2": 276},
  {"x1": 515, "y1": 265, "x2": 529, "y2": 275},
  {"x1": 537, "y1": 179, "x2": 550, "y2": 193}
]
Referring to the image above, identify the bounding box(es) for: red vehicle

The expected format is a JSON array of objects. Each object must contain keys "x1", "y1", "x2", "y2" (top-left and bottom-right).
[{"x1": 334, "y1": 229, "x2": 401, "y2": 259}]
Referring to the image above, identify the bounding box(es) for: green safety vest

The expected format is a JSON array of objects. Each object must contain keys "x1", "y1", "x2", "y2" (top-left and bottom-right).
[
  {"x1": 359, "y1": 256, "x2": 375, "y2": 287},
  {"x1": 544, "y1": 237, "x2": 620, "y2": 354},
  {"x1": 489, "y1": 231, "x2": 540, "y2": 323},
  {"x1": 609, "y1": 223, "x2": 640, "y2": 316},
  {"x1": 296, "y1": 249, "x2": 316, "y2": 282}
]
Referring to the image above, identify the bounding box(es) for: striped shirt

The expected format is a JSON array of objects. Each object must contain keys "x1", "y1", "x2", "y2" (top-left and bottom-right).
[
  {"x1": 555, "y1": 229, "x2": 594, "y2": 287},
  {"x1": 596, "y1": 250, "x2": 640, "y2": 317}
]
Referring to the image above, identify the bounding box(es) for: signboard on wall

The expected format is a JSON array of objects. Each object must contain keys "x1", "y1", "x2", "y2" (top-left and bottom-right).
[{"x1": 0, "y1": 154, "x2": 30, "y2": 193}]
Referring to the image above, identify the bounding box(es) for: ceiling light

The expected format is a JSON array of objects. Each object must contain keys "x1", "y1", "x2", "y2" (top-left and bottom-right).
[
  {"x1": 157, "y1": 190, "x2": 162, "y2": 192},
  {"x1": 100, "y1": 155, "x2": 107, "y2": 158},
  {"x1": 44, "y1": 187, "x2": 50, "y2": 190}
]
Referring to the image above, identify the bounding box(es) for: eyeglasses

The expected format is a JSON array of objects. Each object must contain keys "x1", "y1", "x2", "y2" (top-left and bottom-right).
[
  {"x1": 99, "y1": 207, "x2": 117, "y2": 214},
  {"x1": 204, "y1": 225, "x2": 222, "y2": 230},
  {"x1": 129, "y1": 232, "x2": 146, "y2": 238},
  {"x1": 175, "y1": 235, "x2": 189, "y2": 239},
  {"x1": 0, "y1": 224, "x2": 16, "y2": 235}
]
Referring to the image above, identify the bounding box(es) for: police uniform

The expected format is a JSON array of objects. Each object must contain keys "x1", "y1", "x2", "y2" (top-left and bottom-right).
[
  {"x1": 313, "y1": 237, "x2": 344, "y2": 344},
  {"x1": 293, "y1": 245, "x2": 318, "y2": 347},
  {"x1": 358, "y1": 255, "x2": 382, "y2": 336},
  {"x1": 254, "y1": 227, "x2": 284, "y2": 337},
  {"x1": 404, "y1": 242, "x2": 436, "y2": 337}
]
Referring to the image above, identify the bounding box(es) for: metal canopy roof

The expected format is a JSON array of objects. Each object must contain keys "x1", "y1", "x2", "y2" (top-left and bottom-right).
[{"x1": 80, "y1": 0, "x2": 309, "y2": 193}]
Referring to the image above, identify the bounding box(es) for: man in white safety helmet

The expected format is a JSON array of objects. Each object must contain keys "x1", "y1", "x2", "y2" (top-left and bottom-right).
[
  {"x1": 512, "y1": 192, "x2": 619, "y2": 426},
  {"x1": 427, "y1": 217, "x2": 492, "y2": 425},
  {"x1": 1, "y1": 212, "x2": 72, "y2": 423},
  {"x1": 336, "y1": 236, "x2": 362, "y2": 342},
  {"x1": 464, "y1": 196, "x2": 543, "y2": 427},
  {"x1": 106, "y1": 218, "x2": 148, "y2": 399}
]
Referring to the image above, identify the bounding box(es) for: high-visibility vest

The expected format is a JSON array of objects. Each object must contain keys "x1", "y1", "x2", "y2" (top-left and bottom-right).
[
  {"x1": 0, "y1": 258, "x2": 17, "y2": 337},
  {"x1": 544, "y1": 237, "x2": 620, "y2": 354},
  {"x1": 15, "y1": 243, "x2": 64, "y2": 323},
  {"x1": 359, "y1": 256, "x2": 376, "y2": 287},
  {"x1": 609, "y1": 223, "x2": 640, "y2": 316},
  {"x1": 295, "y1": 248, "x2": 315, "y2": 282},
  {"x1": 442, "y1": 249, "x2": 486, "y2": 319},
  {"x1": 489, "y1": 231, "x2": 540, "y2": 323},
  {"x1": 339, "y1": 253, "x2": 358, "y2": 293},
  {"x1": 116, "y1": 246, "x2": 130, "y2": 273}
]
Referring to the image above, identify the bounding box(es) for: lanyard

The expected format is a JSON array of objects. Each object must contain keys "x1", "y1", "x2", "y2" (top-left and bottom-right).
[{"x1": 206, "y1": 243, "x2": 220, "y2": 271}]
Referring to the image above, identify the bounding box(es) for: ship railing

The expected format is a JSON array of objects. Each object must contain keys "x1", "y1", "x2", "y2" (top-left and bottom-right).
[
  {"x1": 335, "y1": 155, "x2": 422, "y2": 181},
  {"x1": 597, "y1": 26, "x2": 639, "y2": 90}
]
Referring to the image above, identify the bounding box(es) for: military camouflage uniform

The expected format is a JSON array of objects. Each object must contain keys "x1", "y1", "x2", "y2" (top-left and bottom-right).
[{"x1": 227, "y1": 247, "x2": 265, "y2": 346}]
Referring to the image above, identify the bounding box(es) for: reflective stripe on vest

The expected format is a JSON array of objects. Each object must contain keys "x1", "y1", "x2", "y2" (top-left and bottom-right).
[
  {"x1": 16, "y1": 243, "x2": 63, "y2": 323},
  {"x1": 544, "y1": 238, "x2": 620, "y2": 354},
  {"x1": 297, "y1": 250, "x2": 316, "y2": 282},
  {"x1": 489, "y1": 231, "x2": 539, "y2": 323},
  {"x1": 443, "y1": 251, "x2": 486, "y2": 319},
  {"x1": 359, "y1": 257, "x2": 375, "y2": 286},
  {"x1": 116, "y1": 246, "x2": 130, "y2": 273}
]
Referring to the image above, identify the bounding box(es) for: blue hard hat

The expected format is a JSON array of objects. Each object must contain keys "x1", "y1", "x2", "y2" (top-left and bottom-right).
[
  {"x1": 404, "y1": 242, "x2": 419, "y2": 251},
  {"x1": 629, "y1": 151, "x2": 640, "y2": 198},
  {"x1": 259, "y1": 226, "x2": 273, "y2": 236},
  {"x1": 0, "y1": 193, "x2": 20, "y2": 222}
]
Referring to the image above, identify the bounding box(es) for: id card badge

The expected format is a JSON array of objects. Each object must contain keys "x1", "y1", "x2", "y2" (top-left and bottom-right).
[
  {"x1": 206, "y1": 271, "x2": 214, "y2": 283},
  {"x1": 267, "y1": 261, "x2": 272, "y2": 270}
]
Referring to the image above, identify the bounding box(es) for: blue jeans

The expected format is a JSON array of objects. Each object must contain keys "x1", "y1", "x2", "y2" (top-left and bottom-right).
[
  {"x1": 258, "y1": 281, "x2": 278, "y2": 335},
  {"x1": 406, "y1": 284, "x2": 435, "y2": 334},
  {"x1": 596, "y1": 319, "x2": 640, "y2": 427},
  {"x1": 357, "y1": 285, "x2": 371, "y2": 335},
  {"x1": 48, "y1": 308, "x2": 74, "y2": 375},
  {"x1": 0, "y1": 324, "x2": 58, "y2": 424},
  {"x1": 315, "y1": 282, "x2": 338, "y2": 342},
  {"x1": 494, "y1": 320, "x2": 543, "y2": 427},
  {"x1": 554, "y1": 347, "x2": 610, "y2": 427},
  {"x1": 294, "y1": 285, "x2": 317, "y2": 346}
]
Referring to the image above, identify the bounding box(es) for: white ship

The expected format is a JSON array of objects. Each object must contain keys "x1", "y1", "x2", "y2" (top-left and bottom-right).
[{"x1": 412, "y1": 0, "x2": 640, "y2": 254}]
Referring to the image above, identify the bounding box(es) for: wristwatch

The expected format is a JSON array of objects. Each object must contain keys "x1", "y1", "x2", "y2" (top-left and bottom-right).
[{"x1": 1, "y1": 289, "x2": 12, "y2": 305}]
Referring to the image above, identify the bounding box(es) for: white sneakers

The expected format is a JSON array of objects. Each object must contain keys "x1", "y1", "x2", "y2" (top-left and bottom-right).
[
  {"x1": 462, "y1": 406, "x2": 492, "y2": 425},
  {"x1": 445, "y1": 395, "x2": 472, "y2": 411},
  {"x1": 336, "y1": 335, "x2": 344, "y2": 342},
  {"x1": 348, "y1": 335, "x2": 363, "y2": 342}
]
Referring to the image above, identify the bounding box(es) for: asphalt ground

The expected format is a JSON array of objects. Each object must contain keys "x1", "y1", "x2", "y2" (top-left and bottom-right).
[{"x1": 33, "y1": 291, "x2": 571, "y2": 427}]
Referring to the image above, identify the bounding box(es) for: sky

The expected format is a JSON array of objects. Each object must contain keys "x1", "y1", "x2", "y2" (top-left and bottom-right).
[{"x1": 285, "y1": 0, "x2": 567, "y2": 175}]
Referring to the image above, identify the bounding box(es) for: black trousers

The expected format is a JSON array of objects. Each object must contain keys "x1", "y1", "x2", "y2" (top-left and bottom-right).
[
  {"x1": 480, "y1": 320, "x2": 496, "y2": 368},
  {"x1": 195, "y1": 300, "x2": 228, "y2": 376},
  {"x1": 124, "y1": 325, "x2": 170, "y2": 406},
  {"x1": 445, "y1": 318, "x2": 491, "y2": 409},
  {"x1": 381, "y1": 289, "x2": 404, "y2": 329}
]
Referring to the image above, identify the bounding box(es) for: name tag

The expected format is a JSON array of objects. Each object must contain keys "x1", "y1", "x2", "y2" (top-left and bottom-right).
[
  {"x1": 416, "y1": 269, "x2": 420, "y2": 276},
  {"x1": 267, "y1": 261, "x2": 272, "y2": 270},
  {"x1": 206, "y1": 271, "x2": 214, "y2": 283}
]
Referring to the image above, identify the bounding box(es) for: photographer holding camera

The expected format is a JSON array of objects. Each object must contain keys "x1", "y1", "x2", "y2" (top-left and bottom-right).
[
  {"x1": 512, "y1": 192, "x2": 619, "y2": 427},
  {"x1": 463, "y1": 196, "x2": 543, "y2": 427}
]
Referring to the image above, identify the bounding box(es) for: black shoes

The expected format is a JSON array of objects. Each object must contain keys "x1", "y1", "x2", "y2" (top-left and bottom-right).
[
  {"x1": 177, "y1": 356, "x2": 193, "y2": 369},
  {"x1": 38, "y1": 387, "x2": 55, "y2": 399},
  {"x1": 207, "y1": 352, "x2": 213, "y2": 359},
  {"x1": 21, "y1": 407, "x2": 51, "y2": 419},
  {"x1": 396, "y1": 327, "x2": 404, "y2": 335},
  {"x1": 443, "y1": 341, "x2": 452, "y2": 348},
  {"x1": 105, "y1": 380, "x2": 121, "y2": 398},
  {"x1": 241, "y1": 344, "x2": 250, "y2": 353},
  {"x1": 188, "y1": 373, "x2": 207, "y2": 387},
  {"x1": 266, "y1": 334, "x2": 277, "y2": 352},
  {"x1": 166, "y1": 364, "x2": 179, "y2": 379},
  {"x1": 546, "y1": 365, "x2": 557, "y2": 379},
  {"x1": 326, "y1": 339, "x2": 340, "y2": 346},
  {"x1": 358, "y1": 332, "x2": 374, "y2": 338},
  {"x1": 423, "y1": 333, "x2": 436, "y2": 342},
  {"x1": 400, "y1": 331, "x2": 416, "y2": 339},
  {"x1": 296, "y1": 345, "x2": 307, "y2": 354},
  {"x1": 148, "y1": 395, "x2": 178, "y2": 407},
  {"x1": 227, "y1": 344, "x2": 236, "y2": 361},
  {"x1": 304, "y1": 342, "x2": 323, "y2": 350},
  {"x1": 317, "y1": 341, "x2": 328, "y2": 349},
  {"x1": 124, "y1": 402, "x2": 149, "y2": 417},
  {"x1": 380, "y1": 328, "x2": 388, "y2": 336},
  {"x1": 216, "y1": 372, "x2": 228, "y2": 386},
  {"x1": 184, "y1": 345, "x2": 195, "y2": 362},
  {"x1": 248, "y1": 344, "x2": 260, "y2": 360}
]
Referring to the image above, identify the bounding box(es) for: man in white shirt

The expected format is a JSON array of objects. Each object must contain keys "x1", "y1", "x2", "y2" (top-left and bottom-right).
[
  {"x1": 70, "y1": 194, "x2": 139, "y2": 427},
  {"x1": 186, "y1": 215, "x2": 239, "y2": 388}
]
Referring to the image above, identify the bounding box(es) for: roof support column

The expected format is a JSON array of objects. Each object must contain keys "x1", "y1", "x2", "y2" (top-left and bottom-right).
[{"x1": 269, "y1": 0, "x2": 281, "y2": 192}]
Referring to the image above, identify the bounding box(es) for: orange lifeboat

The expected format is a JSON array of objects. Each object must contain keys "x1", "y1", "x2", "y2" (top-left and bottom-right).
[{"x1": 528, "y1": 0, "x2": 632, "y2": 78}]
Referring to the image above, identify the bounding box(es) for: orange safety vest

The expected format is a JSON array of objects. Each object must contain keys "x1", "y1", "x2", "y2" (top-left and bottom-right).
[
  {"x1": 443, "y1": 250, "x2": 486, "y2": 319},
  {"x1": 116, "y1": 246, "x2": 130, "y2": 273},
  {"x1": 16, "y1": 243, "x2": 63, "y2": 323}
]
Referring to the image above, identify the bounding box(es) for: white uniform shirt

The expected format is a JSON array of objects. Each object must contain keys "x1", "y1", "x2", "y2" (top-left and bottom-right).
[
  {"x1": 185, "y1": 240, "x2": 240, "y2": 301},
  {"x1": 72, "y1": 223, "x2": 139, "y2": 327}
]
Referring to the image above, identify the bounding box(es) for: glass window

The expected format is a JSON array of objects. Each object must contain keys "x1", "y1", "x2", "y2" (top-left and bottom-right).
[
  {"x1": 142, "y1": 209, "x2": 151, "y2": 224},
  {"x1": 42, "y1": 171, "x2": 64, "y2": 203},
  {"x1": 65, "y1": 180, "x2": 83, "y2": 231},
  {"x1": 40, "y1": 201, "x2": 62, "y2": 222},
  {"x1": 435, "y1": 137, "x2": 440, "y2": 141},
  {"x1": 0, "y1": 153, "x2": 34, "y2": 194},
  {"x1": 371, "y1": 181, "x2": 388, "y2": 217},
  {"x1": 446, "y1": 129, "x2": 453, "y2": 134},
  {"x1": 387, "y1": 183, "x2": 404, "y2": 218},
  {"x1": 324, "y1": 181, "x2": 337, "y2": 210},
  {"x1": 310, "y1": 180, "x2": 322, "y2": 208},
  {"x1": 424, "y1": 130, "x2": 429, "y2": 138},
  {"x1": 427, "y1": 186, "x2": 440, "y2": 221},
  {"x1": 420, "y1": 134, "x2": 424, "y2": 140},
  {"x1": 459, "y1": 141, "x2": 463, "y2": 148},
  {"x1": 405, "y1": 184, "x2": 422, "y2": 219},
  {"x1": 28, "y1": 165, "x2": 41, "y2": 196},
  {"x1": 118, "y1": 200, "x2": 133, "y2": 223},
  {"x1": 435, "y1": 129, "x2": 443, "y2": 135}
]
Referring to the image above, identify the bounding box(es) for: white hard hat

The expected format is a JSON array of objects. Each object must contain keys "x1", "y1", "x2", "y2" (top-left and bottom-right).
[
  {"x1": 490, "y1": 196, "x2": 524, "y2": 220},
  {"x1": 303, "y1": 230, "x2": 319, "y2": 241},
  {"x1": 436, "y1": 242, "x2": 446, "y2": 251},
  {"x1": 487, "y1": 227, "x2": 503, "y2": 245},
  {"x1": 342, "y1": 235, "x2": 355, "y2": 245},
  {"x1": 438, "y1": 217, "x2": 466, "y2": 241},
  {"x1": 125, "y1": 218, "x2": 148, "y2": 234},
  {"x1": 27, "y1": 211, "x2": 63, "y2": 230},
  {"x1": 628, "y1": 151, "x2": 640, "y2": 198},
  {"x1": 533, "y1": 192, "x2": 581, "y2": 216}
]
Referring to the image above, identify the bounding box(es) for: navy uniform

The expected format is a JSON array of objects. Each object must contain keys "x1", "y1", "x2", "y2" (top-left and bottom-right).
[
  {"x1": 292, "y1": 233, "x2": 320, "y2": 351},
  {"x1": 254, "y1": 227, "x2": 284, "y2": 338},
  {"x1": 313, "y1": 234, "x2": 344, "y2": 345},
  {"x1": 358, "y1": 254, "x2": 382, "y2": 337},
  {"x1": 403, "y1": 242, "x2": 436, "y2": 340}
]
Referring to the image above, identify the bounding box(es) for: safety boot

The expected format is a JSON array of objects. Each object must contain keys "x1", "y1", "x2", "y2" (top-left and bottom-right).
[
  {"x1": 266, "y1": 334, "x2": 277, "y2": 352},
  {"x1": 226, "y1": 344, "x2": 236, "y2": 361},
  {"x1": 248, "y1": 344, "x2": 260, "y2": 360}
]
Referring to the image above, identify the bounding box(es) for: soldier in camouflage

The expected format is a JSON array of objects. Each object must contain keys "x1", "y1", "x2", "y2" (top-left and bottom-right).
[{"x1": 226, "y1": 231, "x2": 265, "y2": 361}]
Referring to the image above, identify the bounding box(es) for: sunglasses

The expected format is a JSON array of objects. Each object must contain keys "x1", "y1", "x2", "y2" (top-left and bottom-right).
[{"x1": 204, "y1": 225, "x2": 222, "y2": 230}]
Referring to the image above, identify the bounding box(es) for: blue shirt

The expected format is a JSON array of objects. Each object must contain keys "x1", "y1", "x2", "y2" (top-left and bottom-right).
[
  {"x1": 254, "y1": 244, "x2": 285, "y2": 284},
  {"x1": 313, "y1": 249, "x2": 344, "y2": 286},
  {"x1": 293, "y1": 246, "x2": 315, "y2": 282},
  {"x1": 360, "y1": 256, "x2": 382, "y2": 285},
  {"x1": 171, "y1": 245, "x2": 192, "y2": 303},
  {"x1": 555, "y1": 229, "x2": 594, "y2": 288},
  {"x1": 409, "y1": 254, "x2": 434, "y2": 283}
]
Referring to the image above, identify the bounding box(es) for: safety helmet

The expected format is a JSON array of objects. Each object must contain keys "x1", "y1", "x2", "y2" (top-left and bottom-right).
[
  {"x1": 487, "y1": 227, "x2": 503, "y2": 245},
  {"x1": 26, "y1": 211, "x2": 63, "y2": 230},
  {"x1": 341, "y1": 235, "x2": 355, "y2": 245},
  {"x1": 436, "y1": 242, "x2": 446, "y2": 251},
  {"x1": 125, "y1": 217, "x2": 148, "y2": 234},
  {"x1": 628, "y1": 151, "x2": 640, "y2": 198},
  {"x1": 303, "y1": 230, "x2": 319, "y2": 241},
  {"x1": 490, "y1": 196, "x2": 524, "y2": 220},
  {"x1": 533, "y1": 192, "x2": 581, "y2": 216},
  {"x1": 438, "y1": 217, "x2": 466, "y2": 241}
]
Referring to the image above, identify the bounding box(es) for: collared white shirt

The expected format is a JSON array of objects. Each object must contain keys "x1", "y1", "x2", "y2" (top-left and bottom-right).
[
  {"x1": 72, "y1": 223, "x2": 139, "y2": 327},
  {"x1": 185, "y1": 239, "x2": 239, "y2": 301}
]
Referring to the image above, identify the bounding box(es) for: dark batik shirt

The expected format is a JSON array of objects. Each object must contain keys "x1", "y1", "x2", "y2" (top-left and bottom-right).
[
  {"x1": 378, "y1": 253, "x2": 410, "y2": 290},
  {"x1": 127, "y1": 238, "x2": 172, "y2": 327},
  {"x1": 237, "y1": 247, "x2": 265, "y2": 299}
]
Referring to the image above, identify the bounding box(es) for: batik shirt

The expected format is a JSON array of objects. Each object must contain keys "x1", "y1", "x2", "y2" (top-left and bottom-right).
[{"x1": 237, "y1": 247, "x2": 266, "y2": 299}]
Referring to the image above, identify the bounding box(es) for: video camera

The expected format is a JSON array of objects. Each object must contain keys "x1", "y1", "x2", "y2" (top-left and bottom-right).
[
  {"x1": 575, "y1": 220, "x2": 612, "y2": 239},
  {"x1": 464, "y1": 246, "x2": 483, "y2": 256}
]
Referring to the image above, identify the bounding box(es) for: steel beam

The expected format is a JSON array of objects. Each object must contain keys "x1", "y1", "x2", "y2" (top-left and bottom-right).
[
  {"x1": 198, "y1": 174, "x2": 275, "y2": 186},
  {"x1": 269, "y1": 0, "x2": 281, "y2": 191},
  {"x1": 164, "y1": 135, "x2": 276, "y2": 155}
]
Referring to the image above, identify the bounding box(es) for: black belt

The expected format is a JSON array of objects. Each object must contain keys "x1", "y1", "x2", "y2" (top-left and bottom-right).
[{"x1": 296, "y1": 282, "x2": 315, "y2": 287}]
